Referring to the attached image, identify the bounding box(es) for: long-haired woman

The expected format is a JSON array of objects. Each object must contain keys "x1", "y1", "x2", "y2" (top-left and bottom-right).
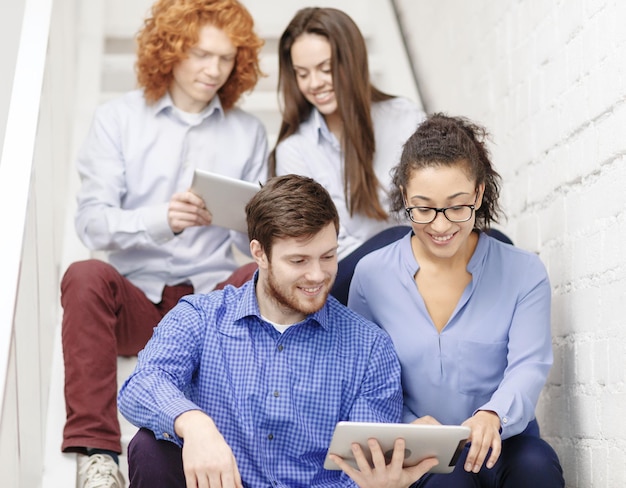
[{"x1": 269, "y1": 7, "x2": 425, "y2": 303}]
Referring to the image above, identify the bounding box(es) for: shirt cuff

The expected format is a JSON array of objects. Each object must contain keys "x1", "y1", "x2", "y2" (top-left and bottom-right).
[
  {"x1": 143, "y1": 202, "x2": 175, "y2": 244},
  {"x1": 476, "y1": 396, "x2": 514, "y2": 437},
  {"x1": 155, "y1": 397, "x2": 202, "y2": 446}
]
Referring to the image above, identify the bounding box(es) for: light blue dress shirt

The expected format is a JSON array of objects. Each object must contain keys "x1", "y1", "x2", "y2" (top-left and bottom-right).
[
  {"x1": 118, "y1": 277, "x2": 403, "y2": 487},
  {"x1": 74, "y1": 90, "x2": 268, "y2": 301},
  {"x1": 275, "y1": 97, "x2": 425, "y2": 259},
  {"x1": 348, "y1": 232, "x2": 554, "y2": 440}
]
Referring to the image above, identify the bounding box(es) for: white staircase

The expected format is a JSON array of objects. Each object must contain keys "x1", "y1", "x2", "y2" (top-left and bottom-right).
[{"x1": 41, "y1": 1, "x2": 422, "y2": 486}]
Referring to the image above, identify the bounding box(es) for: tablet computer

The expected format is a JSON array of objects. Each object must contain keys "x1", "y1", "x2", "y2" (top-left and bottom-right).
[
  {"x1": 190, "y1": 168, "x2": 260, "y2": 233},
  {"x1": 324, "y1": 422, "x2": 470, "y2": 474}
]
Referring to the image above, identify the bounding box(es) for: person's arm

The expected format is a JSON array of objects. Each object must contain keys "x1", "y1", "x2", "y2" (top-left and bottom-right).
[
  {"x1": 118, "y1": 298, "x2": 209, "y2": 445},
  {"x1": 346, "y1": 332, "x2": 404, "y2": 423},
  {"x1": 480, "y1": 254, "x2": 553, "y2": 435},
  {"x1": 463, "y1": 254, "x2": 553, "y2": 471},
  {"x1": 174, "y1": 410, "x2": 242, "y2": 488},
  {"x1": 118, "y1": 296, "x2": 244, "y2": 485},
  {"x1": 331, "y1": 331, "x2": 434, "y2": 488},
  {"x1": 74, "y1": 104, "x2": 181, "y2": 251},
  {"x1": 347, "y1": 262, "x2": 376, "y2": 320},
  {"x1": 241, "y1": 116, "x2": 269, "y2": 185}
]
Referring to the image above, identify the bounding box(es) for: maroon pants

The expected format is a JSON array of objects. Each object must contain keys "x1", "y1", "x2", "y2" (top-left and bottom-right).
[{"x1": 60, "y1": 259, "x2": 193, "y2": 453}]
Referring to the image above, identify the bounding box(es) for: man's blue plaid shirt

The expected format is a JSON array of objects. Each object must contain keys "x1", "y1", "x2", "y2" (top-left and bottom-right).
[{"x1": 118, "y1": 278, "x2": 402, "y2": 487}]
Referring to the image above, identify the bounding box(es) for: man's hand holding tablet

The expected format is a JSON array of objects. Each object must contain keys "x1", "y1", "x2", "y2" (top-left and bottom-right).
[
  {"x1": 329, "y1": 437, "x2": 439, "y2": 488},
  {"x1": 324, "y1": 422, "x2": 471, "y2": 486}
]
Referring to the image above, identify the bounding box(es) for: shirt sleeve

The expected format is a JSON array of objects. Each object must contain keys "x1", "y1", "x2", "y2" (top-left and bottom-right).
[
  {"x1": 331, "y1": 329, "x2": 402, "y2": 488},
  {"x1": 350, "y1": 259, "x2": 420, "y2": 425},
  {"x1": 74, "y1": 104, "x2": 174, "y2": 251},
  {"x1": 478, "y1": 255, "x2": 554, "y2": 439},
  {"x1": 347, "y1": 264, "x2": 372, "y2": 319},
  {"x1": 342, "y1": 275, "x2": 405, "y2": 420},
  {"x1": 348, "y1": 264, "x2": 404, "y2": 422},
  {"x1": 117, "y1": 299, "x2": 207, "y2": 446},
  {"x1": 328, "y1": 323, "x2": 402, "y2": 488},
  {"x1": 347, "y1": 332, "x2": 404, "y2": 424}
]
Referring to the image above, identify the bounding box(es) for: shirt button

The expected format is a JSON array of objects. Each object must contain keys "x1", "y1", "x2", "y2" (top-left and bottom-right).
[
  {"x1": 267, "y1": 433, "x2": 274, "y2": 440},
  {"x1": 502, "y1": 417, "x2": 508, "y2": 424},
  {"x1": 273, "y1": 391, "x2": 280, "y2": 397},
  {"x1": 277, "y1": 345, "x2": 284, "y2": 352},
  {"x1": 163, "y1": 432, "x2": 171, "y2": 439}
]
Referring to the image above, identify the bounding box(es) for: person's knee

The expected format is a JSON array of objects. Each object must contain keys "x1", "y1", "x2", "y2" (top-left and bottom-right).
[
  {"x1": 61, "y1": 260, "x2": 118, "y2": 294},
  {"x1": 501, "y1": 436, "x2": 564, "y2": 485},
  {"x1": 128, "y1": 428, "x2": 158, "y2": 468},
  {"x1": 514, "y1": 437, "x2": 560, "y2": 466},
  {"x1": 128, "y1": 428, "x2": 184, "y2": 487}
]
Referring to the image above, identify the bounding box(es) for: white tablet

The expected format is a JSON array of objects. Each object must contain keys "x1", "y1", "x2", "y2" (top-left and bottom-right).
[
  {"x1": 189, "y1": 168, "x2": 260, "y2": 233},
  {"x1": 324, "y1": 422, "x2": 470, "y2": 474}
]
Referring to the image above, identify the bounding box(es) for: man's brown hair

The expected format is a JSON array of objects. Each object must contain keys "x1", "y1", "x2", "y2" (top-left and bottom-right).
[{"x1": 246, "y1": 174, "x2": 339, "y2": 258}]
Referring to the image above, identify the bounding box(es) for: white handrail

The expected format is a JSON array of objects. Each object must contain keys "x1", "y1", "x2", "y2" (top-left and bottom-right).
[{"x1": 0, "y1": 0, "x2": 53, "y2": 410}]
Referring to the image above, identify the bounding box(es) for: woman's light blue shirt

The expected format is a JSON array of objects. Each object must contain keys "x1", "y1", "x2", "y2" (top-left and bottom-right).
[
  {"x1": 348, "y1": 232, "x2": 554, "y2": 440},
  {"x1": 275, "y1": 97, "x2": 424, "y2": 259}
]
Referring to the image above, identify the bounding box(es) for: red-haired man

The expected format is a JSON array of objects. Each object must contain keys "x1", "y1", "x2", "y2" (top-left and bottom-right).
[{"x1": 61, "y1": 1, "x2": 267, "y2": 486}]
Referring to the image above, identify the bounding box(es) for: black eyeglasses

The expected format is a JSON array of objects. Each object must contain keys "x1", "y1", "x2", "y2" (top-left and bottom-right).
[{"x1": 405, "y1": 194, "x2": 478, "y2": 224}]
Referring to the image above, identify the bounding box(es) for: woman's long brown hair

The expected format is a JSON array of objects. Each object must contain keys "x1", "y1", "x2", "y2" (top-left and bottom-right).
[{"x1": 269, "y1": 7, "x2": 393, "y2": 220}]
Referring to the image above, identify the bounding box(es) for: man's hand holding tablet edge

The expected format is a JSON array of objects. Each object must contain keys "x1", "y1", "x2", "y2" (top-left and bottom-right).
[{"x1": 324, "y1": 422, "x2": 470, "y2": 474}]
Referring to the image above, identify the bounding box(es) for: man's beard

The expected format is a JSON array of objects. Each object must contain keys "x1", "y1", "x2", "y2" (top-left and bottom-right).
[{"x1": 264, "y1": 265, "x2": 333, "y2": 317}]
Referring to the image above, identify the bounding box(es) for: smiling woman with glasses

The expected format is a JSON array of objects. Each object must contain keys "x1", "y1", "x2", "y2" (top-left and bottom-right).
[{"x1": 347, "y1": 114, "x2": 564, "y2": 488}]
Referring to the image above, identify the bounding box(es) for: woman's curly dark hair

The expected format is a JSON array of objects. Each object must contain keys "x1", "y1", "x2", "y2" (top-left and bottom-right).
[
  {"x1": 135, "y1": 0, "x2": 263, "y2": 110},
  {"x1": 390, "y1": 113, "x2": 503, "y2": 230}
]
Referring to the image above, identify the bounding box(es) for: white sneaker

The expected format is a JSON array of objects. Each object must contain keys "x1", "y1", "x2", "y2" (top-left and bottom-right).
[{"x1": 77, "y1": 454, "x2": 125, "y2": 488}]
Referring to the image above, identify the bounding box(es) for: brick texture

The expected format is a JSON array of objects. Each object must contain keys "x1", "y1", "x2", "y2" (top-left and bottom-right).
[{"x1": 394, "y1": 1, "x2": 626, "y2": 486}]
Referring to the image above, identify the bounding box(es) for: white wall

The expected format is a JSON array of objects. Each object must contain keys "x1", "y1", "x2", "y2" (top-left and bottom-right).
[
  {"x1": 0, "y1": 2, "x2": 25, "y2": 154},
  {"x1": 395, "y1": 1, "x2": 626, "y2": 486}
]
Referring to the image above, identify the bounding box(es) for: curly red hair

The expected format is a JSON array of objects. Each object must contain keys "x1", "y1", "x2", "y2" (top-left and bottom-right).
[{"x1": 136, "y1": 0, "x2": 263, "y2": 110}]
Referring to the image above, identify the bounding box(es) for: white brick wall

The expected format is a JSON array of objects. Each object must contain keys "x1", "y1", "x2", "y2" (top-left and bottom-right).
[{"x1": 395, "y1": 1, "x2": 626, "y2": 486}]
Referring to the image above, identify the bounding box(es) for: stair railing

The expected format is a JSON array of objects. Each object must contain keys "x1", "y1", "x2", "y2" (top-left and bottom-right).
[{"x1": 0, "y1": 0, "x2": 77, "y2": 483}]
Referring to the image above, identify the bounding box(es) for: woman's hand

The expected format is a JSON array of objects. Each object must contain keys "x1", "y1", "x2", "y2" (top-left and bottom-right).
[
  {"x1": 329, "y1": 438, "x2": 438, "y2": 488},
  {"x1": 461, "y1": 410, "x2": 501, "y2": 473}
]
